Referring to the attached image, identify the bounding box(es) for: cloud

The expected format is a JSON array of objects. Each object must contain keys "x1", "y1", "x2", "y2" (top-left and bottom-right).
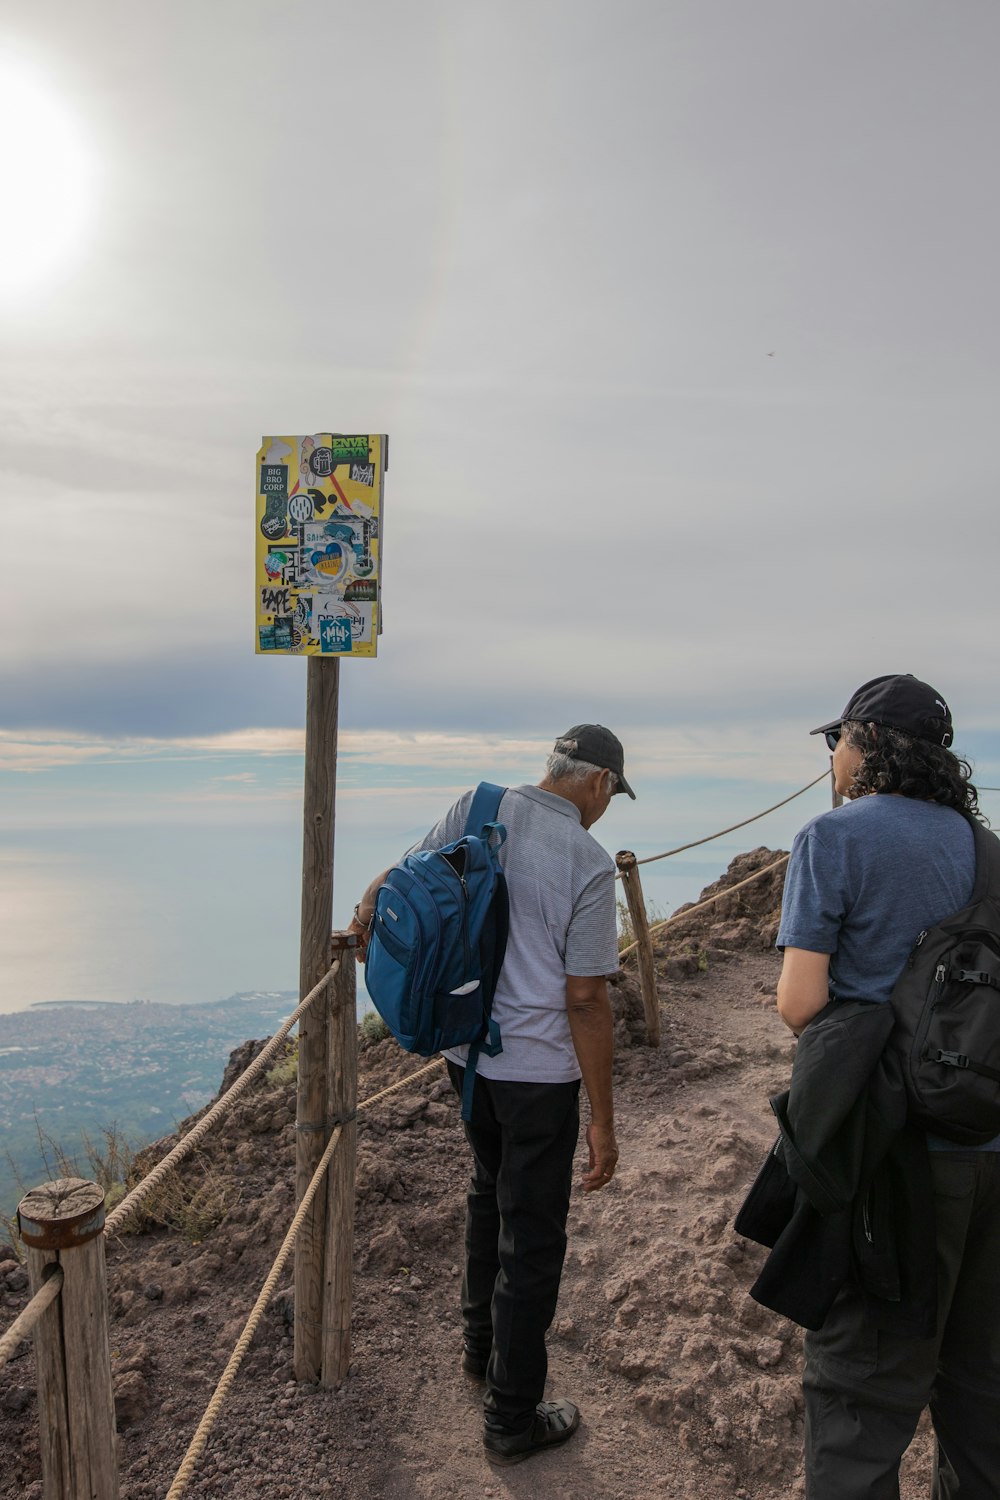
[{"x1": 0, "y1": 721, "x2": 825, "y2": 787}]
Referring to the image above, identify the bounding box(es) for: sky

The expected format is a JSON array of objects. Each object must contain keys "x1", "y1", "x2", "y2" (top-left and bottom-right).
[{"x1": 1, "y1": 1, "x2": 998, "y2": 1014}]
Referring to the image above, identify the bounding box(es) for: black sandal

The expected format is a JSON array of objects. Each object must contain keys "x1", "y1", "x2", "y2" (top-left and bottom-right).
[{"x1": 483, "y1": 1399, "x2": 580, "y2": 1465}]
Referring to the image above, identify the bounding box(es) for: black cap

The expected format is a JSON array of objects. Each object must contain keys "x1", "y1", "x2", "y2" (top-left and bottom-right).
[
  {"x1": 810, "y1": 674, "x2": 954, "y2": 749},
  {"x1": 554, "y1": 724, "x2": 636, "y2": 799}
]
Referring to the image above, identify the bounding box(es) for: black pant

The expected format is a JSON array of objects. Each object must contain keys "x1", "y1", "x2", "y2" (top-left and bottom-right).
[
  {"x1": 447, "y1": 1060, "x2": 580, "y2": 1432},
  {"x1": 804, "y1": 1151, "x2": 1000, "y2": 1499}
]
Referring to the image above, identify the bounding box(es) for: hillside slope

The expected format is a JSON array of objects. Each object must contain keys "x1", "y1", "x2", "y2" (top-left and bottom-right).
[{"x1": 0, "y1": 850, "x2": 936, "y2": 1499}]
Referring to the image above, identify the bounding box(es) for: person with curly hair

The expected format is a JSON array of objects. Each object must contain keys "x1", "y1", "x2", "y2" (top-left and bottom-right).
[{"x1": 776, "y1": 673, "x2": 1000, "y2": 1499}]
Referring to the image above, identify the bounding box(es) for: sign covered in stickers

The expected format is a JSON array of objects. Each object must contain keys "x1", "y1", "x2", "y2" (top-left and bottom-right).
[{"x1": 255, "y1": 434, "x2": 387, "y2": 657}]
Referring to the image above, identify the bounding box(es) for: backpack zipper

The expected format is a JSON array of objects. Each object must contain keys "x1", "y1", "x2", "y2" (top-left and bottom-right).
[
  {"x1": 908, "y1": 930, "x2": 928, "y2": 967},
  {"x1": 433, "y1": 851, "x2": 473, "y2": 974}
]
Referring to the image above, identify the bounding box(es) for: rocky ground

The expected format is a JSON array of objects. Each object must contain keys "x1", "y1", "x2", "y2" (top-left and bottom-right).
[{"x1": 1, "y1": 848, "x2": 937, "y2": 1499}]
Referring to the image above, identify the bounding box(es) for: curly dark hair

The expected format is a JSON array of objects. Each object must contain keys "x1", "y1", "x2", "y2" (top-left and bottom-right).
[{"x1": 841, "y1": 720, "x2": 981, "y2": 819}]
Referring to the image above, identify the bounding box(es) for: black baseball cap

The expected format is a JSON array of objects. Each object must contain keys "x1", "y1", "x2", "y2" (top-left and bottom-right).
[
  {"x1": 555, "y1": 724, "x2": 636, "y2": 798},
  {"x1": 810, "y1": 674, "x2": 954, "y2": 749}
]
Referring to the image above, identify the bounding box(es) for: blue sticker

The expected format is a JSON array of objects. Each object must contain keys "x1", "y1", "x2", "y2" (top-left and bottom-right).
[{"x1": 320, "y1": 616, "x2": 354, "y2": 653}]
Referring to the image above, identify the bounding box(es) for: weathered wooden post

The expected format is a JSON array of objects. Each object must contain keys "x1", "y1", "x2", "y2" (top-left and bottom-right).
[
  {"x1": 17, "y1": 1178, "x2": 118, "y2": 1500},
  {"x1": 295, "y1": 656, "x2": 340, "y2": 1382},
  {"x1": 321, "y1": 931, "x2": 358, "y2": 1384},
  {"x1": 615, "y1": 851, "x2": 661, "y2": 1046},
  {"x1": 255, "y1": 433, "x2": 387, "y2": 1382}
]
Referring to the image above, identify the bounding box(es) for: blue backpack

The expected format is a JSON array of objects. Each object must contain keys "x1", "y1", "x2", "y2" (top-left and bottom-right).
[{"x1": 364, "y1": 783, "x2": 510, "y2": 1118}]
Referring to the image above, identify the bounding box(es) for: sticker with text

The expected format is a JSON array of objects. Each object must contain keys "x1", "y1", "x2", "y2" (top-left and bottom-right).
[
  {"x1": 319, "y1": 616, "x2": 354, "y2": 653},
  {"x1": 260, "y1": 584, "x2": 292, "y2": 617}
]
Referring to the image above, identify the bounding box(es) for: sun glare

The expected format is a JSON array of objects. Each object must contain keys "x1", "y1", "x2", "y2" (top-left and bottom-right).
[{"x1": 0, "y1": 58, "x2": 93, "y2": 297}]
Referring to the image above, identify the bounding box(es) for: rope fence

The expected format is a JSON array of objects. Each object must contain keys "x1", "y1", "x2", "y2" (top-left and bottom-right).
[
  {"x1": 165, "y1": 1124, "x2": 345, "y2": 1499},
  {"x1": 629, "y1": 770, "x2": 827, "y2": 868},
  {"x1": 0, "y1": 1267, "x2": 63, "y2": 1375},
  {"x1": 166, "y1": 1053, "x2": 447, "y2": 1498},
  {"x1": 618, "y1": 853, "x2": 790, "y2": 959},
  {"x1": 106, "y1": 958, "x2": 343, "y2": 1237}
]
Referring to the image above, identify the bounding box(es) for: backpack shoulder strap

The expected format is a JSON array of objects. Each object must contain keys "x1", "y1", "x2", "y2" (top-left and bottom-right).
[
  {"x1": 458, "y1": 782, "x2": 508, "y2": 1123},
  {"x1": 970, "y1": 819, "x2": 1000, "y2": 904},
  {"x1": 465, "y1": 782, "x2": 507, "y2": 839}
]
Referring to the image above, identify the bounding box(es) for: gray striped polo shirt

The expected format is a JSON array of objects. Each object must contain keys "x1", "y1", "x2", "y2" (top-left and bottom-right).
[{"x1": 410, "y1": 783, "x2": 619, "y2": 1083}]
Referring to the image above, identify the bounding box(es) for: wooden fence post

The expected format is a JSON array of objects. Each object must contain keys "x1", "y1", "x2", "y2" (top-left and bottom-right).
[
  {"x1": 321, "y1": 932, "x2": 358, "y2": 1385},
  {"x1": 615, "y1": 851, "x2": 661, "y2": 1047},
  {"x1": 17, "y1": 1178, "x2": 118, "y2": 1500},
  {"x1": 295, "y1": 656, "x2": 340, "y2": 1383}
]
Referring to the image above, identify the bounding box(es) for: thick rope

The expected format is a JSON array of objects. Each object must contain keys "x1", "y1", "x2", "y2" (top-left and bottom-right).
[
  {"x1": 163, "y1": 1054, "x2": 448, "y2": 1496},
  {"x1": 0, "y1": 1268, "x2": 63, "y2": 1373},
  {"x1": 106, "y1": 959, "x2": 342, "y2": 1236},
  {"x1": 357, "y1": 1055, "x2": 445, "y2": 1107},
  {"x1": 626, "y1": 771, "x2": 827, "y2": 870},
  {"x1": 619, "y1": 853, "x2": 790, "y2": 958},
  {"x1": 164, "y1": 1124, "x2": 344, "y2": 1500}
]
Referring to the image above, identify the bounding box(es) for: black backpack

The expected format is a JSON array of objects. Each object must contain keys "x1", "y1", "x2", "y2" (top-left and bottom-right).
[{"x1": 890, "y1": 818, "x2": 1000, "y2": 1144}]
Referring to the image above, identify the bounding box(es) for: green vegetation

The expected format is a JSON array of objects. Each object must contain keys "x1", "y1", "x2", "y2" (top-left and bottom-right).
[
  {"x1": 266, "y1": 1039, "x2": 298, "y2": 1087},
  {"x1": 616, "y1": 895, "x2": 667, "y2": 953},
  {"x1": 359, "y1": 1010, "x2": 390, "y2": 1044}
]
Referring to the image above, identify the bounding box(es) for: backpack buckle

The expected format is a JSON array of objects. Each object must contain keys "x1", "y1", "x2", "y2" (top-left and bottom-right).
[{"x1": 928, "y1": 1049, "x2": 970, "y2": 1069}]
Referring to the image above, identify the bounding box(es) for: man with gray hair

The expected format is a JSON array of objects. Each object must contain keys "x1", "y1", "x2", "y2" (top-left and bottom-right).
[{"x1": 350, "y1": 724, "x2": 634, "y2": 1465}]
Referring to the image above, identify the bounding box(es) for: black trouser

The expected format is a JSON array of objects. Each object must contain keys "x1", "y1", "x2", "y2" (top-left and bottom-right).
[
  {"x1": 803, "y1": 1151, "x2": 1000, "y2": 1499},
  {"x1": 447, "y1": 1060, "x2": 580, "y2": 1432}
]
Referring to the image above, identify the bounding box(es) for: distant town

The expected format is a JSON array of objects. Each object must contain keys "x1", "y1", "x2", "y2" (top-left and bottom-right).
[{"x1": 0, "y1": 991, "x2": 298, "y2": 1222}]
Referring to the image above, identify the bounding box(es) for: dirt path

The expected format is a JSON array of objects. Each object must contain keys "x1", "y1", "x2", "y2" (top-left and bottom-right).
[{"x1": 1, "y1": 886, "x2": 939, "y2": 1498}]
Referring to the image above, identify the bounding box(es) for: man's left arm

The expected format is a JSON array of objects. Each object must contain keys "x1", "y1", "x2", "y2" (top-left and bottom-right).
[
  {"x1": 566, "y1": 975, "x2": 618, "y2": 1191},
  {"x1": 564, "y1": 866, "x2": 620, "y2": 1191}
]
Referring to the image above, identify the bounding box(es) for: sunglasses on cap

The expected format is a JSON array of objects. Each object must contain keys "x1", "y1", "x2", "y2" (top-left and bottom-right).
[{"x1": 824, "y1": 730, "x2": 841, "y2": 752}]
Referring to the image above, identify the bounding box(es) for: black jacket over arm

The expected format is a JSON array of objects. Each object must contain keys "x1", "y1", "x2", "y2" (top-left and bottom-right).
[{"x1": 735, "y1": 998, "x2": 936, "y2": 1335}]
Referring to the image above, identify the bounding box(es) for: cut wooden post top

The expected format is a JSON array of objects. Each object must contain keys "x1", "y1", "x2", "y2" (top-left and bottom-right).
[
  {"x1": 615, "y1": 850, "x2": 637, "y2": 869},
  {"x1": 17, "y1": 1177, "x2": 106, "y2": 1250}
]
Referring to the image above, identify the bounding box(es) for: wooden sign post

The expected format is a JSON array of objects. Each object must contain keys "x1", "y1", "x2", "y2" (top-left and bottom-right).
[
  {"x1": 254, "y1": 434, "x2": 387, "y2": 1385},
  {"x1": 294, "y1": 657, "x2": 341, "y2": 1382}
]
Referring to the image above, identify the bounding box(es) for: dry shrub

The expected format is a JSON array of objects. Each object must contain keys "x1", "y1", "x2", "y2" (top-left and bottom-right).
[{"x1": 136, "y1": 1155, "x2": 241, "y2": 1243}]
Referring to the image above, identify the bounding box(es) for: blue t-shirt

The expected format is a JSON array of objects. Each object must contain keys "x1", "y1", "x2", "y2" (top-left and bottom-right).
[{"x1": 778, "y1": 793, "x2": 997, "y2": 1151}]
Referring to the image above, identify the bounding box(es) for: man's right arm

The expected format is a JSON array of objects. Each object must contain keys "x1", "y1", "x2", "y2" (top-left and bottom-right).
[
  {"x1": 349, "y1": 790, "x2": 474, "y2": 959},
  {"x1": 348, "y1": 867, "x2": 390, "y2": 959}
]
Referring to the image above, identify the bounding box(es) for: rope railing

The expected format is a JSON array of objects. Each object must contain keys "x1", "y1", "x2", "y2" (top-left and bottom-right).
[
  {"x1": 0, "y1": 1267, "x2": 63, "y2": 1374},
  {"x1": 165, "y1": 1123, "x2": 345, "y2": 1499},
  {"x1": 629, "y1": 770, "x2": 827, "y2": 867},
  {"x1": 165, "y1": 1053, "x2": 447, "y2": 1498},
  {"x1": 105, "y1": 958, "x2": 343, "y2": 1237},
  {"x1": 618, "y1": 853, "x2": 790, "y2": 959}
]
